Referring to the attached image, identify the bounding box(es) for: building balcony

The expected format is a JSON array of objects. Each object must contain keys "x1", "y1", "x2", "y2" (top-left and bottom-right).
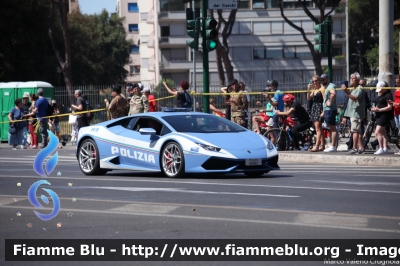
[
  {"x1": 149, "y1": 55, "x2": 155, "y2": 72},
  {"x1": 147, "y1": 8, "x2": 155, "y2": 23},
  {"x1": 159, "y1": 36, "x2": 188, "y2": 47},
  {"x1": 159, "y1": 11, "x2": 185, "y2": 21},
  {"x1": 148, "y1": 32, "x2": 155, "y2": 48}
]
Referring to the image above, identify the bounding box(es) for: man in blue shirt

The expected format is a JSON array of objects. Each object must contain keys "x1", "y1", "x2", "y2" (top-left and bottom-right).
[
  {"x1": 26, "y1": 88, "x2": 49, "y2": 148},
  {"x1": 264, "y1": 80, "x2": 284, "y2": 129}
]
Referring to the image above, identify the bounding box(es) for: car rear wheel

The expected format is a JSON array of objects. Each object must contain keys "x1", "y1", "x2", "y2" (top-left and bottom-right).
[
  {"x1": 244, "y1": 171, "x2": 268, "y2": 177},
  {"x1": 78, "y1": 139, "x2": 107, "y2": 175},
  {"x1": 161, "y1": 142, "x2": 185, "y2": 178}
]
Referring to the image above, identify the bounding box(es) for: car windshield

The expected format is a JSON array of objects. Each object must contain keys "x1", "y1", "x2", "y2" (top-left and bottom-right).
[{"x1": 162, "y1": 115, "x2": 246, "y2": 133}]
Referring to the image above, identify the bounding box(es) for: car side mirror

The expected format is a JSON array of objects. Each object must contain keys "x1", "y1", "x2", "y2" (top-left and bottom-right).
[{"x1": 139, "y1": 128, "x2": 156, "y2": 135}]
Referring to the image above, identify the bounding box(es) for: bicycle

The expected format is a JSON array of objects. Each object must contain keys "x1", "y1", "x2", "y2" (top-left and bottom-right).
[
  {"x1": 263, "y1": 116, "x2": 332, "y2": 151},
  {"x1": 338, "y1": 118, "x2": 351, "y2": 139},
  {"x1": 363, "y1": 110, "x2": 400, "y2": 150}
]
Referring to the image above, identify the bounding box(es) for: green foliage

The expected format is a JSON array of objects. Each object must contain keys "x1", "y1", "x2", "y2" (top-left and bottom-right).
[
  {"x1": 348, "y1": 0, "x2": 400, "y2": 76},
  {"x1": 69, "y1": 10, "x2": 131, "y2": 85},
  {"x1": 334, "y1": 55, "x2": 345, "y2": 60},
  {"x1": 0, "y1": 0, "x2": 57, "y2": 82},
  {"x1": 0, "y1": 2, "x2": 130, "y2": 85}
]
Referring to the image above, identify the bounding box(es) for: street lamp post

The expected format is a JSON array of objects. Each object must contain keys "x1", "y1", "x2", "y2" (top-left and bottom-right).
[{"x1": 357, "y1": 39, "x2": 364, "y2": 77}]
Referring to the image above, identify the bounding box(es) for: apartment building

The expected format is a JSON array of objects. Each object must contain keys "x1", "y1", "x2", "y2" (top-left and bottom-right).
[{"x1": 118, "y1": 0, "x2": 347, "y2": 86}]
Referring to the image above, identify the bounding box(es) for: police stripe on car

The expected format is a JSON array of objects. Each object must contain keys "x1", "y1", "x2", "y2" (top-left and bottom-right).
[{"x1": 111, "y1": 146, "x2": 155, "y2": 164}]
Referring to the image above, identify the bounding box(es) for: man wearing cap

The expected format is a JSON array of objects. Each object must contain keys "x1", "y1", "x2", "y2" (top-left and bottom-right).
[
  {"x1": 126, "y1": 83, "x2": 134, "y2": 102},
  {"x1": 143, "y1": 87, "x2": 157, "y2": 112},
  {"x1": 319, "y1": 74, "x2": 338, "y2": 152},
  {"x1": 343, "y1": 72, "x2": 366, "y2": 154},
  {"x1": 129, "y1": 84, "x2": 149, "y2": 115},
  {"x1": 109, "y1": 85, "x2": 128, "y2": 119},
  {"x1": 25, "y1": 88, "x2": 49, "y2": 148},
  {"x1": 229, "y1": 79, "x2": 248, "y2": 127},
  {"x1": 264, "y1": 80, "x2": 284, "y2": 129}
]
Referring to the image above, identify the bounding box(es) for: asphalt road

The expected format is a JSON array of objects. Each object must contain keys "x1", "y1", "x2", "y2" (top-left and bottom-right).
[{"x1": 0, "y1": 146, "x2": 399, "y2": 266}]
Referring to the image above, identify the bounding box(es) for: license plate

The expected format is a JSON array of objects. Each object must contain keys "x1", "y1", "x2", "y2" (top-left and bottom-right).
[{"x1": 245, "y1": 159, "x2": 262, "y2": 166}]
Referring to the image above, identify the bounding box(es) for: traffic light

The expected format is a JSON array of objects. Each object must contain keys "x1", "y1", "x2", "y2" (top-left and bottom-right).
[
  {"x1": 204, "y1": 18, "x2": 218, "y2": 52},
  {"x1": 186, "y1": 8, "x2": 200, "y2": 51},
  {"x1": 314, "y1": 22, "x2": 328, "y2": 54}
]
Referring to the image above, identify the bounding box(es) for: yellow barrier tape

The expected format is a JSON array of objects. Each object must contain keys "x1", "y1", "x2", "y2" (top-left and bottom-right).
[{"x1": 1, "y1": 108, "x2": 105, "y2": 124}]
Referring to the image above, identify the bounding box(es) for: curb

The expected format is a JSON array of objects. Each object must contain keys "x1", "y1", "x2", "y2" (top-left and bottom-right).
[{"x1": 278, "y1": 152, "x2": 400, "y2": 166}]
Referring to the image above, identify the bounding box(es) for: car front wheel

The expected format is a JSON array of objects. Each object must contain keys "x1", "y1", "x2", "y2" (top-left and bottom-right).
[
  {"x1": 78, "y1": 139, "x2": 107, "y2": 175},
  {"x1": 161, "y1": 142, "x2": 185, "y2": 178}
]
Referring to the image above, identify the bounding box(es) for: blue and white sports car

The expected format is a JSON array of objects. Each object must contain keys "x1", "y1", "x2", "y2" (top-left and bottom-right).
[{"x1": 76, "y1": 108, "x2": 279, "y2": 178}]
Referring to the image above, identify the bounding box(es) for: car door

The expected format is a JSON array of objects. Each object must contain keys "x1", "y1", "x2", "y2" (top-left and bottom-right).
[{"x1": 117, "y1": 117, "x2": 162, "y2": 169}]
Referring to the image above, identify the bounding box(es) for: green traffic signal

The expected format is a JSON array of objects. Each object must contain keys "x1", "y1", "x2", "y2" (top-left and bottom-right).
[
  {"x1": 204, "y1": 18, "x2": 218, "y2": 52},
  {"x1": 314, "y1": 22, "x2": 328, "y2": 54},
  {"x1": 186, "y1": 9, "x2": 200, "y2": 51}
]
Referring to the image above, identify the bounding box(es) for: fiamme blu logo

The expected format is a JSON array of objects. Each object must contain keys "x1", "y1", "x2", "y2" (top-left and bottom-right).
[{"x1": 28, "y1": 130, "x2": 60, "y2": 221}]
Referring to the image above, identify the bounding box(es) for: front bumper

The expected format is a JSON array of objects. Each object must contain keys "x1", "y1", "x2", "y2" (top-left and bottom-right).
[{"x1": 200, "y1": 155, "x2": 279, "y2": 172}]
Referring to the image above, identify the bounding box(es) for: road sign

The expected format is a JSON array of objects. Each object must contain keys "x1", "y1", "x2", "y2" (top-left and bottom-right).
[{"x1": 208, "y1": 0, "x2": 237, "y2": 10}]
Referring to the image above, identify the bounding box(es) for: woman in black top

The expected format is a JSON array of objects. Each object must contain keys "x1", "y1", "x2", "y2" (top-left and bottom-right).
[{"x1": 370, "y1": 81, "x2": 393, "y2": 154}]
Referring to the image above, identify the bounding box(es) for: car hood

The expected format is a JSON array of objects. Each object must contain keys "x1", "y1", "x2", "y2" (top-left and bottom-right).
[{"x1": 186, "y1": 131, "x2": 266, "y2": 150}]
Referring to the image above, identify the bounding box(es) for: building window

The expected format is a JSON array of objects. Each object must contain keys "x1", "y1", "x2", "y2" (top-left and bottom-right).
[
  {"x1": 238, "y1": 0, "x2": 249, "y2": 9},
  {"x1": 302, "y1": 20, "x2": 313, "y2": 33},
  {"x1": 128, "y1": 24, "x2": 138, "y2": 32},
  {"x1": 140, "y1": 13, "x2": 148, "y2": 21},
  {"x1": 284, "y1": 21, "x2": 300, "y2": 34},
  {"x1": 232, "y1": 22, "x2": 251, "y2": 35},
  {"x1": 253, "y1": 47, "x2": 265, "y2": 59},
  {"x1": 253, "y1": 0, "x2": 265, "y2": 9},
  {"x1": 130, "y1": 45, "x2": 139, "y2": 53},
  {"x1": 266, "y1": 0, "x2": 280, "y2": 8},
  {"x1": 253, "y1": 22, "x2": 270, "y2": 35},
  {"x1": 266, "y1": 48, "x2": 282, "y2": 59},
  {"x1": 296, "y1": 46, "x2": 311, "y2": 58},
  {"x1": 130, "y1": 65, "x2": 140, "y2": 75},
  {"x1": 161, "y1": 26, "x2": 170, "y2": 37},
  {"x1": 283, "y1": 1, "x2": 295, "y2": 8},
  {"x1": 295, "y1": 1, "x2": 312, "y2": 8},
  {"x1": 160, "y1": 0, "x2": 185, "y2": 12},
  {"x1": 284, "y1": 47, "x2": 295, "y2": 58},
  {"x1": 141, "y1": 58, "x2": 149, "y2": 68},
  {"x1": 332, "y1": 45, "x2": 342, "y2": 56},
  {"x1": 128, "y1": 3, "x2": 138, "y2": 12},
  {"x1": 271, "y1": 21, "x2": 282, "y2": 34}
]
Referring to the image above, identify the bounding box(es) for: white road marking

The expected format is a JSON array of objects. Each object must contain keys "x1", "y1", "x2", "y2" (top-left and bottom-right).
[
  {"x1": 1, "y1": 205, "x2": 399, "y2": 234},
  {"x1": 305, "y1": 180, "x2": 400, "y2": 186},
  {"x1": 1, "y1": 175, "x2": 399, "y2": 194},
  {"x1": 54, "y1": 186, "x2": 300, "y2": 198}
]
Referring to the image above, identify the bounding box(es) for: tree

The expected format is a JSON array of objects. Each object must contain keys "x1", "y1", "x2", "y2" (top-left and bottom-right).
[
  {"x1": 210, "y1": 9, "x2": 237, "y2": 86},
  {"x1": 68, "y1": 10, "x2": 131, "y2": 85},
  {"x1": 0, "y1": 0, "x2": 58, "y2": 82},
  {"x1": 276, "y1": 0, "x2": 340, "y2": 75},
  {"x1": 48, "y1": 0, "x2": 74, "y2": 103}
]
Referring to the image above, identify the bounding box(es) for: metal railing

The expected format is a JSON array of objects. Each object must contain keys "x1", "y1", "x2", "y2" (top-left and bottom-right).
[{"x1": 54, "y1": 78, "x2": 346, "y2": 137}]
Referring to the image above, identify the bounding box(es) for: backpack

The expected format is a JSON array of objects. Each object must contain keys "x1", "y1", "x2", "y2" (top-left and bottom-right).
[
  {"x1": 46, "y1": 103, "x2": 54, "y2": 117},
  {"x1": 182, "y1": 91, "x2": 192, "y2": 108}
]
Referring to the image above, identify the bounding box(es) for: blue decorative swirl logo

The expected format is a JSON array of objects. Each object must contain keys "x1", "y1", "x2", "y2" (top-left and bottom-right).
[
  {"x1": 29, "y1": 130, "x2": 61, "y2": 221},
  {"x1": 33, "y1": 130, "x2": 59, "y2": 177},
  {"x1": 28, "y1": 180, "x2": 60, "y2": 221}
]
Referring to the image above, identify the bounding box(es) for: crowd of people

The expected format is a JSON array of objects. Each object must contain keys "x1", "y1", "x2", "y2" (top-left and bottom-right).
[{"x1": 8, "y1": 75, "x2": 400, "y2": 155}]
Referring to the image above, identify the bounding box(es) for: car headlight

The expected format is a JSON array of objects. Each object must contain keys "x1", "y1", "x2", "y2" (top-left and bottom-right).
[
  {"x1": 266, "y1": 139, "x2": 275, "y2": 151},
  {"x1": 195, "y1": 143, "x2": 221, "y2": 152}
]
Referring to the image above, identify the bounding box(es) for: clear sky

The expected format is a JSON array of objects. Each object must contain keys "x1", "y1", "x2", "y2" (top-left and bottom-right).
[{"x1": 78, "y1": 0, "x2": 117, "y2": 15}]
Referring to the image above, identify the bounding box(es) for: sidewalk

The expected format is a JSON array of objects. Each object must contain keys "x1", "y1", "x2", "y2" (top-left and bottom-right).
[{"x1": 279, "y1": 136, "x2": 400, "y2": 166}]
